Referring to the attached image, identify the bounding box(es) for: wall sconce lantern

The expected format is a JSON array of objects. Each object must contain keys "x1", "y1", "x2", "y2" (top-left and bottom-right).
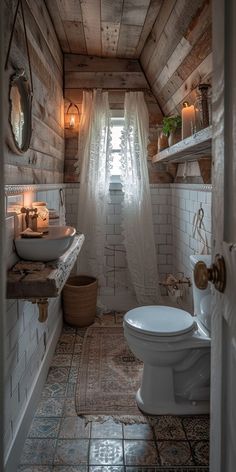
[{"x1": 66, "y1": 102, "x2": 80, "y2": 129}]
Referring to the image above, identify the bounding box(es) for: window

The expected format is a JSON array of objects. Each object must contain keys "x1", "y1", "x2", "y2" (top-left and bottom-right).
[{"x1": 110, "y1": 116, "x2": 124, "y2": 178}]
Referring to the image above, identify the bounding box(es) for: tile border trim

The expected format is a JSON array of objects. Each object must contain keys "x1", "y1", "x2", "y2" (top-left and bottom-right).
[{"x1": 5, "y1": 183, "x2": 67, "y2": 196}]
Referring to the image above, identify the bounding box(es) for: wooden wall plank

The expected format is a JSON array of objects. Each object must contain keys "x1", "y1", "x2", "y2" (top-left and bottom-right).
[
  {"x1": 136, "y1": 0, "x2": 163, "y2": 57},
  {"x1": 4, "y1": 0, "x2": 64, "y2": 185},
  {"x1": 64, "y1": 54, "x2": 141, "y2": 72},
  {"x1": 31, "y1": 117, "x2": 64, "y2": 159},
  {"x1": 23, "y1": 1, "x2": 63, "y2": 84},
  {"x1": 157, "y1": 25, "x2": 212, "y2": 109},
  {"x1": 117, "y1": 24, "x2": 143, "y2": 58},
  {"x1": 100, "y1": 0, "x2": 123, "y2": 55},
  {"x1": 121, "y1": 0, "x2": 150, "y2": 26},
  {"x1": 144, "y1": 0, "x2": 206, "y2": 84},
  {"x1": 152, "y1": 2, "x2": 212, "y2": 96},
  {"x1": 174, "y1": 70, "x2": 212, "y2": 115},
  {"x1": 185, "y1": 0, "x2": 211, "y2": 45},
  {"x1": 64, "y1": 71, "x2": 149, "y2": 89},
  {"x1": 25, "y1": 0, "x2": 63, "y2": 73},
  {"x1": 153, "y1": 37, "x2": 192, "y2": 94},
  {"x1": 5, "y1": 164, "x2": 63, "y2": 185},
  {"x1": 45, "y1": 0, "x2": 70, "y2": 51},
  {"x1": 101, "y1": 22, "x2": 120, "y2": 56},
  {"x1": 101, "y1": 0, "x2": 123, "y2": 22},
  {"x1": 5, "y1": 149, "x2": 64, "y2": 174},
  {"x1": 140, "y1": 0, "x2": 176, "y2": 71},
  {"x1": 62, "y1": 21, "x2": 87, "y2": 54},
  {"x1": 80, "y1": 0, "x2": 102, "y2": 55},
  {"x1": 56, "y1": 0, "x2": 82, "y2": 21},
  {"x1": 162, "y1": 53, "x2": 212, "y2": 115}
]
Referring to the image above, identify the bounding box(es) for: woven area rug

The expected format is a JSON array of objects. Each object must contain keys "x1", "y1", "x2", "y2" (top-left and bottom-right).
[{"x1": 75, "y1": 325, "x2": 146, "y2": 421}]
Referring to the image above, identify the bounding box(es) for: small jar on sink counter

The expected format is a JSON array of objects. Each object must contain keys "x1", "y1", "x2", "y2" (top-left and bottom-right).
[{"x1": 32, "y1": 202, "x2": 49, "y2": 232}]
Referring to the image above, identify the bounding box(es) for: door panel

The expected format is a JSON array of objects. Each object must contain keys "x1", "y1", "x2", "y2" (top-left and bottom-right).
[{"x1": 211, "y1": 1, "x2": 236, "y2": 471}]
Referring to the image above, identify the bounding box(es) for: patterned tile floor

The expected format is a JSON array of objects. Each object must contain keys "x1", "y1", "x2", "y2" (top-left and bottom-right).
[{"x1": 18, "y1": 316, "x2": 210, "y2": 472}]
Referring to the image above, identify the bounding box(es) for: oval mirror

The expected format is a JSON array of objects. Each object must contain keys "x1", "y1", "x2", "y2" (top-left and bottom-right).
[{"x1": 8, "y1": 68, "x2": 32, "y2": 154}]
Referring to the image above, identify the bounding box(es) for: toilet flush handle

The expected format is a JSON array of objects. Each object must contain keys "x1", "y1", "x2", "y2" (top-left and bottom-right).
[{"x1": 194, "y1": 254, "x2": 226, "y2": 293}]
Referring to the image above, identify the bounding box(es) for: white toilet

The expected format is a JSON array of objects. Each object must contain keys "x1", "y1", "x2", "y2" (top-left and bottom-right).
[{"x1": 123, "y1": 254, "x2": 212, "y2": 415}]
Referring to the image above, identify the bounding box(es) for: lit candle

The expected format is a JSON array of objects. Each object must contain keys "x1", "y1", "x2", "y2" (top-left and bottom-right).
[
  {"x1": 181, "y1": 102, "x2": 195, "y2": 139},
  {"x1": 69, "y1": 114, "x2": 75, "y2": 128}
]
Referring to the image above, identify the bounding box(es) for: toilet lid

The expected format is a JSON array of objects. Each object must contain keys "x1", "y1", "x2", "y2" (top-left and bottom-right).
[{"x1": 124, "y1": 306, "x2": 196, "y2": 336}]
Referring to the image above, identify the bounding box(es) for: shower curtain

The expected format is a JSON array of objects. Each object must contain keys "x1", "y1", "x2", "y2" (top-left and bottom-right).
[
  {"x1": 75, "y1": 90, "x2": 112, "y2": 286},
  {"x1": 120, "y1": 91, "x2": 161, "y2": 304},
  {"x1": 76, "y1": 89, "x2": 160, "y2": 305}
]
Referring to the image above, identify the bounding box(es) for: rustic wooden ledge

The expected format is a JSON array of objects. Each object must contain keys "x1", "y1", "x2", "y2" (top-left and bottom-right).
[
  {"x1": 7, "y1": 234, "x2": 85, "y2": 321},
  {"x1": 152, "y1": 126, "x2": 212, "y2": 164}
]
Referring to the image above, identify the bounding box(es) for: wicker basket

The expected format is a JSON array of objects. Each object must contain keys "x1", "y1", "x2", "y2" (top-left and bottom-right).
[{"x1": 62, "y1": 275, "x2": 98, "y2": 327}]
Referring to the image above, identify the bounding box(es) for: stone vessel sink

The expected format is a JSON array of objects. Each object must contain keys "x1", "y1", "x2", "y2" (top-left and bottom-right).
[{"x1": 14, "y1": 226, "x2": 76, "y2": 261}]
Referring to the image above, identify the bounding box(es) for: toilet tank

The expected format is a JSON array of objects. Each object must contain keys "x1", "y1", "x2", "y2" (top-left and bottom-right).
[{"x1": 190, "y1": 254, "x2": 212, "y2": 334}]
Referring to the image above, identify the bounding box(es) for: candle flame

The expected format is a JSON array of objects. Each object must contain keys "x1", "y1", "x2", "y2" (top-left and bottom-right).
[{"x1": 69, "y1": 115, "x2": 75, "y2": 128}]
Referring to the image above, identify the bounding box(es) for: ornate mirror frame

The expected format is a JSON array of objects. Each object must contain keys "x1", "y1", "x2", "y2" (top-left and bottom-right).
[{"x1": 8, "y1": 68, "x2": 33, "y2": 155}]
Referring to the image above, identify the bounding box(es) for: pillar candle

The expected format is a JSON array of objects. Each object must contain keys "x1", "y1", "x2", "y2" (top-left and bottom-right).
[{"x1": 182, "y1": 103, "x2": 195, "y2": 139}]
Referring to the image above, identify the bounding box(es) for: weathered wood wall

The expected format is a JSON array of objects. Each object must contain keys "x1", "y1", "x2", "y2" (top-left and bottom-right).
[
  {"x1": 140, "y1": 0, "x2": 212, "y2": 116},
  {"x1": 63, "y1": 0, "x2": 212, "y2": 184},
  {"x1": 4, "y1": 0, "x2": 64, "y2": 184},
  {"x1": 64, "y1": 54, "x2": 164, "y2": 183}
]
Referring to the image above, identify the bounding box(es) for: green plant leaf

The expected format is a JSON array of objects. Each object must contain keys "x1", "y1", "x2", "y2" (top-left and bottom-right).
[{"x1": 162, "y1": 115, "x2": 182, "y2": 135}]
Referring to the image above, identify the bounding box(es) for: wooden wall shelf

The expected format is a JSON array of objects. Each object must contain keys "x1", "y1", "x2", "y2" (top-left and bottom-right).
[
  {"x1": 7, "y1": 233, "x2": 84, "y2": 313},
  {"x1": 152, "y1": 126, "x2": 212, "y2": 164}
]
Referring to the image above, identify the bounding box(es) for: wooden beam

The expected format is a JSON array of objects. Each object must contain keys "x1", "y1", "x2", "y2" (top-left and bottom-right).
[
  {"x1": 64, "y1": 71, "x2": 149, "y2": 89},
  {"x1": 64, "y1": 54, "x2": 141, "y2": 72}
]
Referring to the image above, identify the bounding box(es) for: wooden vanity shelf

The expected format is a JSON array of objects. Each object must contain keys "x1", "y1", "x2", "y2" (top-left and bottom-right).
[
  {"x1": 152, "y1": 126, "x2": 212, "y2": 164},
  {"x1": 7, "y1": 233, "x2": 84, "y2": 322}
]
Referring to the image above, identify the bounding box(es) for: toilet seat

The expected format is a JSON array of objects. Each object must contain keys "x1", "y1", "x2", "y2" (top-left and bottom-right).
[{"x1": 124, "y1": 306, "x2": 197, "y2": 337}]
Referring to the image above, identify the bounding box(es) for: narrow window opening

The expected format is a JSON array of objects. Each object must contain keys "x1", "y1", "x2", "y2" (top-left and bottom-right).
[{"x1": 110, "y1": 116, "x2": 124, "y2": 180}]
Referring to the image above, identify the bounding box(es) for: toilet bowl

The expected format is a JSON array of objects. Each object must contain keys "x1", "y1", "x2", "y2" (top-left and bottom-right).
[{"x1": 123, "y1": 254, "x2": 212, "y2": 415}]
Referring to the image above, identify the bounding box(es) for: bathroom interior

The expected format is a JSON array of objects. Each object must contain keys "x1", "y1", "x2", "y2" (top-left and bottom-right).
[{"x1": 1, "y1": 0, "x2": 235, "y2": 471}]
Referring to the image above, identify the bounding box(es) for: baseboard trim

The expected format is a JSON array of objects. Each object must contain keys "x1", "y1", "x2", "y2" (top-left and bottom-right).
[{"x1": 4, "y1": 311, "x2": 63, "y2": 472}]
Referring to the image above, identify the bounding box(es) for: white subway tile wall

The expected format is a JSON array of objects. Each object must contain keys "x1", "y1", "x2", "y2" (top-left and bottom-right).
[
  {"x1": 4, "y1": 183, "x2": 212, "y2": 460},
  {"x1": 171, "y1": 185, "x2": 212, "y2": 278},
  {"x1": 65, "y1": 183, "x2": 212, "y2": 303},
  {"x1": 5, "y1": 189, "x2": 63, "y2": 460}
]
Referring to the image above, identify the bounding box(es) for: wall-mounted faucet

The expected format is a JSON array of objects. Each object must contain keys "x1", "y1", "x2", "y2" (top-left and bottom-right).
[{"x1": 21, "y1": 207, "x2": 38, "y2": 231}]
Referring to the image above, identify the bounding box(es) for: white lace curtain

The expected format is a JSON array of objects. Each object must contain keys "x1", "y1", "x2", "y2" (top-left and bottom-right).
[
  {"x1": 76, "y1": 90, "x2": 111, "y2": 285},
  {"x1": 76, "y1": 89, "x2": 161, "y2": 305},
  {"x1": 120, "y1": 92, "x2": 161, "y2": 304}
]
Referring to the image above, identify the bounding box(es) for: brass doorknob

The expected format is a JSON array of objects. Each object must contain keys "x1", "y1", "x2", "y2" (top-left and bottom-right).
[{"x1": 194, "y1": 254, "x2": 226, "y2": 293}]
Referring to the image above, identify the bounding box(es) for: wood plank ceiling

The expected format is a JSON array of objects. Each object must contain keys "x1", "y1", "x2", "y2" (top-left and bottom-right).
[
  {"x1": 45, "y1": 0, "x2": 163, "y2": 57},
  {"x1": 45, "y1": 0, "x2": 212, "y2": 115}
]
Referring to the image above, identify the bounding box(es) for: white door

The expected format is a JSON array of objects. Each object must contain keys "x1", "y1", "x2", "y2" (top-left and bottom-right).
[{"x1": 210, "y1": 0, "x2": 236, "y2": 470}]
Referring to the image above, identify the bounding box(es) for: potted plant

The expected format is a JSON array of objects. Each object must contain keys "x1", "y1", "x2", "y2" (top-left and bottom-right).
[{"x1": 162, "y1": 115, "x2": 182, "y2": 147}]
